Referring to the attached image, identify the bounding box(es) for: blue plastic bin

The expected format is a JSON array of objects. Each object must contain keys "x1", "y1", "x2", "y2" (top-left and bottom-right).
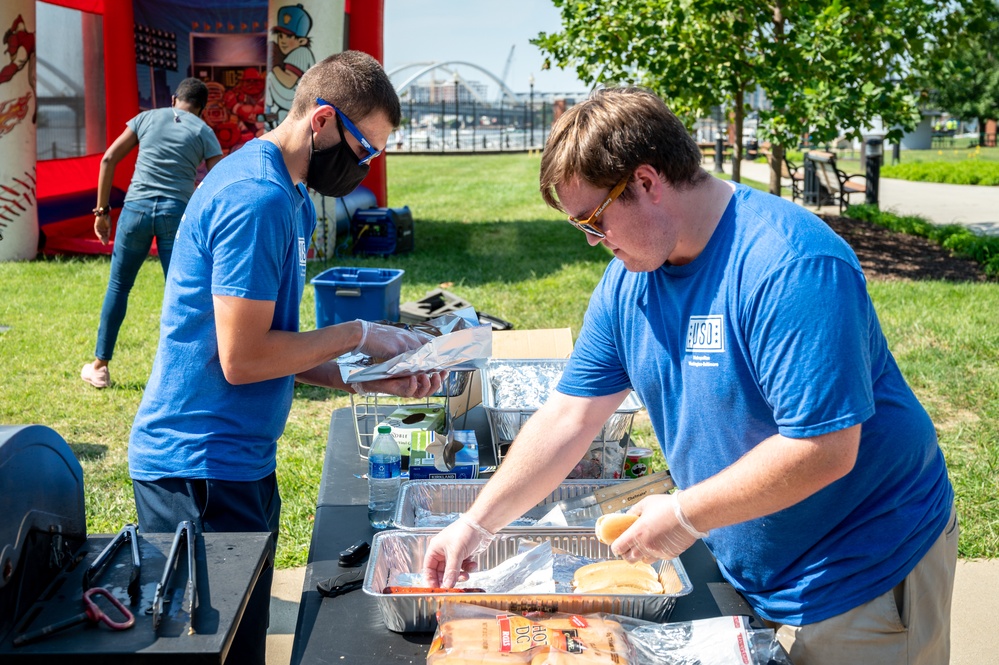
[{"x1": 311, "y1": 267, "x2": 404, "y2": 328}]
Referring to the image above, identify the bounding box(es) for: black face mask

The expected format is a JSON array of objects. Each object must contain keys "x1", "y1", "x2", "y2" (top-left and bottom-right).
[{"x1": 306, "y1": 119, "x2": 369, "y2": 197}]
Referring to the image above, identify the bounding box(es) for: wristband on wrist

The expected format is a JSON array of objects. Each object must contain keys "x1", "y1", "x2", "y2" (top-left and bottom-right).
[
  {"x1": 93, "y1": 205, "x2": 111, "y2": 216},
  {"x1": 673, "y1": 491, "x2": 709, "y2": 539}
]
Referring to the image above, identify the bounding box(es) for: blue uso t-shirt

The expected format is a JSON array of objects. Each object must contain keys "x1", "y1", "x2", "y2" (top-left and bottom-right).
[
  {"x1": 559, "y1": 183, "x2": 952, "y2": 625},
  {"x1": 129, "y1": 139, "x2": 316, "y2": 482}
]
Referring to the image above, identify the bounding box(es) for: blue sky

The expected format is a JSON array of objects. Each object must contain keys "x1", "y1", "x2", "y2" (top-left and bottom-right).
[{"x1": 382, "y1": 0, "x2": 590, "y2": 95}]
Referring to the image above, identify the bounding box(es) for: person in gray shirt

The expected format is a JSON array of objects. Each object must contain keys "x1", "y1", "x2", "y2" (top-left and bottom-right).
[{"x1": 82, "y1": 77, "x2": 223, "y2": 388}]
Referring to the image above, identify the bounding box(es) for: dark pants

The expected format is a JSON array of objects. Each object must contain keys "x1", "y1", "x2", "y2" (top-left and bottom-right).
[{"x1": 133, "y1": 474, "x2": 281, "y2": 665}]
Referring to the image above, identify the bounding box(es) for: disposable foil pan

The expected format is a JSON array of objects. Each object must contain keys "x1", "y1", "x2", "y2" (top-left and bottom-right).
[
  {"x1": 362, "y1": 529, "x2": 693, "y2": 633},
  {"x1": 480, "y1": 358, "x2": 645, "y2": 476},
  {"x1": 394, "y1": 479, "x2": 623, "y2": 530}
]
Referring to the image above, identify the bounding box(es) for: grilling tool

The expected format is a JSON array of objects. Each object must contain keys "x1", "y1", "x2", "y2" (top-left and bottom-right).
[
  {"x1": 83, "y1": 523, "x2": 141, "y2": 604},
  {"x1": 522, "y1": 470, "x2": 676, "y2": 525},
  {"x1": 152, "y1": 520, "x2": 197, "y2": 633}
]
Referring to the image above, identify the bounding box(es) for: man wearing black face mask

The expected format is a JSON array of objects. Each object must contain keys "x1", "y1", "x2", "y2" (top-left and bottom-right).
[{"x1": 126, "y1": 51, "x2": 441, "y2": 665}]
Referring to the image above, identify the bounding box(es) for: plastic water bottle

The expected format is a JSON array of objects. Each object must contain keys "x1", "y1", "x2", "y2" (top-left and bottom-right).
[{"x1": 368, "y1": 425, "x2": 401, "y2": 529}]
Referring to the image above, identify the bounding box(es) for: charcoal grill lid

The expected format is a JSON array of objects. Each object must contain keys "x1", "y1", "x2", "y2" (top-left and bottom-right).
[{"x1": 0, "y1": 425, "x2": 86, "y2": 591}]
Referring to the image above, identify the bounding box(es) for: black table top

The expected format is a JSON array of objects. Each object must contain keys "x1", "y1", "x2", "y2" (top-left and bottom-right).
[
  {"x1": 0, "y1": 531, "x2": 271, "y2": 664},
  {"x1": 292, "y1": 406, "x2": 764, "y2": 665}
]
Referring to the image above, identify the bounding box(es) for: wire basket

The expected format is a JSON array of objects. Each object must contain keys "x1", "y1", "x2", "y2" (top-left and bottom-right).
[{"x1": 350, "y1": 370, "x2": 474, "y2": 459}]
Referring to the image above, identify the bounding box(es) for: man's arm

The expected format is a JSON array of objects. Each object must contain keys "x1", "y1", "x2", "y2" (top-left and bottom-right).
[
  {"x1": 214, "y1": 295, "x2": 442, "y2": 396},
  {"x1": 214, "y1": 295, "x2": 358, "y2": 384},
  {"x1": 463, "y1": 389, "x2": 631, "y2": 530},
  {"x1": 205, "y1": 154, "x2": 222, "y2": 171},
  {"x1": 612, "y1": 425, "x2": 861, "y2": 562},
  {"x1": 422, "y1": 389, "x2": 630, "y2": 586}
]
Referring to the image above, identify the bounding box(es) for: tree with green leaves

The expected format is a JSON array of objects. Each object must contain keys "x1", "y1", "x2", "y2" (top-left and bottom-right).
[
  {"x1": 921, "y1": 0, "x2": 999, "y2": 148},
  {"x1": 533, "y1": 0, "x2": 947, "y2": 194}
]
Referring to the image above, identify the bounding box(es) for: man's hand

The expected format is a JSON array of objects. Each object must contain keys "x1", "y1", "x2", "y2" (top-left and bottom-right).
[
  {"x1": 94, "y1": 214, "x2": 111, "y2": 245},
  {"x1": 355, "y1": 372, "x2": 447, "y2": 399},
  {"x1": 422, "y1": 515, "x2": 494, "y2": 588},
  {"x1": 352, "y1": 320, "x2": 435, "y2": 359},
  {"x1": 611, "y1": 493, "x2": 707, "y2": 563}
]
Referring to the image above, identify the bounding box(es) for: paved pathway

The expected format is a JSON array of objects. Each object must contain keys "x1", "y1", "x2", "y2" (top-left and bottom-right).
[
  {"x1": 727, "y1": 159, "x2": 999, "y2": 234},
  {"x1": 265, "y1": 559, "x2": 999, "y2": 664}
]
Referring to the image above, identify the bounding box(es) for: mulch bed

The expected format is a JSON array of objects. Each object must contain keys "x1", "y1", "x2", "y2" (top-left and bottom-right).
[{"x1": 819, "y1": 214, "x2": 991, "y2": 283}]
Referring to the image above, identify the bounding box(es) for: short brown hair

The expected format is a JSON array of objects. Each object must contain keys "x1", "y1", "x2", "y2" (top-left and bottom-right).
[
  {"x1": 540, "y1": 87, "x2": 705, "y2": 211},
  {"x1": 289, "y1": 50, "x2": 401, "y2": 127}
]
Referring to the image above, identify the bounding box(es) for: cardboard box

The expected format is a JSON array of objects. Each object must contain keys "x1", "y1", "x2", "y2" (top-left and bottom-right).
[
  {"x1": 408, "y1": 430, "x2": 480, "y2": 480},
  {"x1": 375, "y1": 404, "x2": 446, "y2": 456},
  {"x1": 450, "y1": 328, "x2": 574, "y2": 417}
]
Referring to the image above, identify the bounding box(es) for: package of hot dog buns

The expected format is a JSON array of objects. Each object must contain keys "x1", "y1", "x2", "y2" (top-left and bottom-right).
[{"x1": 426, "y1": 602, "x2": 792, "y2": 665}]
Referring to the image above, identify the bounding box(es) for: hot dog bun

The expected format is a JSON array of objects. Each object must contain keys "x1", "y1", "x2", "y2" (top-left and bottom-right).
[
  {"x1": 594, "y1": 513, "x2": 638, "y2": 546},
  {"x1": 572, "y1": 560, "x2": 663, "y2": 594}
]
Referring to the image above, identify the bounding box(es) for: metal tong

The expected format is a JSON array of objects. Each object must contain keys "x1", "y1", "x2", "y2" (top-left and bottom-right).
[
  {"x1": 83, "y1": 523, "x2": 141, "y2": 604},
  {"x1": 152, "y1": 520, "x2": 196, "y2": 633}
]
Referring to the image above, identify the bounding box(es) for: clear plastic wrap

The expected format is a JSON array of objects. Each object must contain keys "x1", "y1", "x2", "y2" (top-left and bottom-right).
[{"x1": 340, "y1": 308, "x2": 492, "y2": 383}]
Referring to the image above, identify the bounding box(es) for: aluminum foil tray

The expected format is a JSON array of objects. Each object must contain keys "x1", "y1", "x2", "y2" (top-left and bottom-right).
[
  {"x1": 480, "y1": 358, "x2": 645, "y2": 477},
  {"x1": 362, "y1": 529, "x2": 692, "y2": 633},
  {"x1": 394, "y1": 479, "x2": 624, "y2": 530}
]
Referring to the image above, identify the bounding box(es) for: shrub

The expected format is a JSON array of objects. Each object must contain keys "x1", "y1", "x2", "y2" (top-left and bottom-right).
[
  {"x1": 881, "y1": 161, "x2": 999, "y2": 186},
  {"x1": 845, "y1": 204, "x2": 999, "y2": 277}
]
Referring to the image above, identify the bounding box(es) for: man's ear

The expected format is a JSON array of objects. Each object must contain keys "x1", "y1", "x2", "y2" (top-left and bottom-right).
[
  {"x1": 633, "y1": 164, "x2": 663, "y2": 203},
  {"x1": 310, "y1": 104, "x2": 335, "y2": 134},
  {"x1": 170, "y1": 95, "x2": 177, "y2": 108}
]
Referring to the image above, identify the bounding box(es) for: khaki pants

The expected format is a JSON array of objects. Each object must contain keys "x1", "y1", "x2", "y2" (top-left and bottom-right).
[{"x1": 770, "y1": 504, "x2": 958, "y2": 665}]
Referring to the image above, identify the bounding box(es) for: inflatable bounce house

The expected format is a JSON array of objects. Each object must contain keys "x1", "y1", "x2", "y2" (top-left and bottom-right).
[{"x1": 0, "y1": 0, "x2": 386, "y2": 262}]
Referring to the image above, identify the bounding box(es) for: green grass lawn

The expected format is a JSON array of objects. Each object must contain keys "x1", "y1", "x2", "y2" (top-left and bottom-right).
[{"x1": 1, "y1": 153, "x2": 996, "y2": 567}]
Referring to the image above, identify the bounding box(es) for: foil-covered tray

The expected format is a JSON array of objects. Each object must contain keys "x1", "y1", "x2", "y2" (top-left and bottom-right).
[
  {"x1": 394, "y1": 479, "x2": 624, "y2": 530},
  {"x1": 362, "y1": 529, "x2": 692, "y2": 633},
  {"x1": 480, "y1": 358, "x2": 644, "y2": 477}
]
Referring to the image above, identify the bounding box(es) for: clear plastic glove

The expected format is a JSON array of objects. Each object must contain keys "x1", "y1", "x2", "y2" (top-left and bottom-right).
[
  {"x1": 611, "y1": 491, "x2": 709, "y2": 564},
  {"x1": 352, "y1": 320, "x2": 435, "y2": 360},
  {"x1": 421, "y1": 514, "x2": 494, "y2": 588},
  {"x1": 354, "y1": 371, "x2": 448, "y2": 399}
]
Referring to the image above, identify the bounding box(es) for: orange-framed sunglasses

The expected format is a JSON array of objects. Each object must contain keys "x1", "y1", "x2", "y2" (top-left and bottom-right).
[{"x1": 566, "y1": 175, "x2": 630, "y2": 238}]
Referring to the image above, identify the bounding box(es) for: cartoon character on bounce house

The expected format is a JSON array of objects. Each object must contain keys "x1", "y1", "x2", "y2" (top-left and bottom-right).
[{"x1": 267, "y1": 4, "x2": 314, "y2": 123}]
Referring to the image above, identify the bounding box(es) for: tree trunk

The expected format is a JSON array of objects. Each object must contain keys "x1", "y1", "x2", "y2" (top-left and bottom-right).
[
  {"x1": 769, "y1": 144, "x2": 784, "y2": 196},
  {"x1": 769, "y1": 3, "x2": 786, "y2": 196},
  {"x1": 732, "y1": 87, "x2": 744, "y2": 183}
]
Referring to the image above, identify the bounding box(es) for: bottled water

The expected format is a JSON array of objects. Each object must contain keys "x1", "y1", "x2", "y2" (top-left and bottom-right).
[{"x1": 368, "y1": 425, "x2": 402, "y2": 529}]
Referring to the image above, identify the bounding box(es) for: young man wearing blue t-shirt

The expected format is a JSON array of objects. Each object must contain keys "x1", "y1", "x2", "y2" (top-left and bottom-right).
[
  {"x1": 424, "y1": 88, "x2": 957, "y2": 665},
  {"x1": 128, "y1": 51, "x2": 443, "y2": 664}
]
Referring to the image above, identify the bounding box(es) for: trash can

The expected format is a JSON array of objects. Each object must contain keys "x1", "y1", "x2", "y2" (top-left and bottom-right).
[{"x1": 311, "y1": 267, "x2": 404, "y2": 328}]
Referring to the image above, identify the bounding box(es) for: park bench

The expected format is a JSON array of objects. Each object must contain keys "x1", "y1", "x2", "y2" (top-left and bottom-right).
[
  {"x1": 807, "y1": 151, "x2": 866, "y2": 214},
  {"x1": 781, "y1": 155, "x2": 805, "y2": 203},
  {"x1": 698, "y1": 142, "x2": 734, "y2": 162}
]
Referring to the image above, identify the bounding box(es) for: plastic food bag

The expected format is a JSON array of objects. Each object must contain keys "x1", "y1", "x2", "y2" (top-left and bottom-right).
[
  {"x1": 340, "y1": 307, "x2": 491, "y2": 383},
  {"x1": 428, "y1": 602, "x2": 635, "y2": 665},
  {"x1": 428, "y1": 603, "x2": 792, "y2": 665}
]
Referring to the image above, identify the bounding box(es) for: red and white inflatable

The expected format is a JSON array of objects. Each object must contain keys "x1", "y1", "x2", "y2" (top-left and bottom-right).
[{"x1": 2, "y1": 0, "x2": 385, "y2": 261}]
